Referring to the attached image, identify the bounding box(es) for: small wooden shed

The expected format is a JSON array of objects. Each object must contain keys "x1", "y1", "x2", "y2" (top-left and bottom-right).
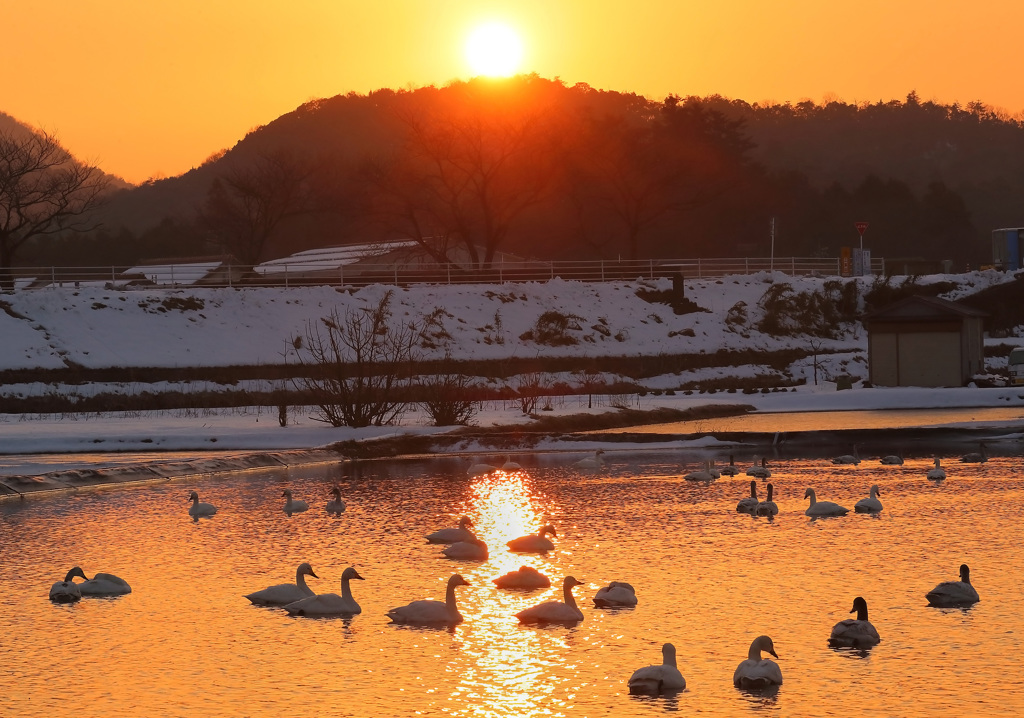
[{"x1": 863, "y1": 296, "x2": 987, "y2": 387}]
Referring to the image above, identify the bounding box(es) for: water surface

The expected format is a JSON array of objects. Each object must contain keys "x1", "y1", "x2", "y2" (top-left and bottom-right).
[{"x1": 2, "y1": 449, "x2": 1022, "y2": 717}]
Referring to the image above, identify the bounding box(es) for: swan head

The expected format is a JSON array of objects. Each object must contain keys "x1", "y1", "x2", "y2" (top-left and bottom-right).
[
  {"x1": 541, "y1": 525, "x2": 557, "y2": 538},
  {"x1": 448, "y1": 574, "x2": 471, "y2": 588},
  {"x1": 850, "y1": 596, "x2": 869, "y2": 621},
  {"x1": 64, "y1": 566, "x2": 88, "y2": 582},
  {"x1": 803, "y1": 487, "x2": 816, "y2": 501},
  {"x1": 458, "y1": 516, "x2": 473, "y2": 528},
  {"x1": 329, "y1": 486, "x2": 342, "y2": 497},
  {"x1": 563, "y1": 575, "x2": 584, "y2": 589},
  {"x1": 959, "y1": 564, "x2": 971, "y2": 583},
  {"x1": 187, "y1": 490, "x2": 199, "y2": 502},
  {"x1": 751, "y1": 635, "x2": 779, "y2": 659},
  {"x1": 281, "y1": 489, "x2": 293, "y2": 498},
  {"x1": 765, "y1": 482, "x2": 774, "y2": 499},
  {"x1": 298, "y1": 562, "x2": 319, "y2": 579},
  {"x1": 662, "y1": 642, "x2": 677, "y2": 665},
  {"x1": 870, "y1": 484, "x2": 881, "y2": 497},
  {"x1": 341, "y1": 567, "x2": 364, "y2": 581},
  {"x1": 761, "y1": 457, "x2": 769, "y2": 467},
  {"x1": 749, "y1": 480, "x2": 757, "y2": 493}
]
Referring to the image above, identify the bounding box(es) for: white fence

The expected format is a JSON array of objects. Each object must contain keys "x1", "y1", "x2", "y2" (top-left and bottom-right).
[{"x1": 6, "y1": 256, "x2": 886, "y2": 290}]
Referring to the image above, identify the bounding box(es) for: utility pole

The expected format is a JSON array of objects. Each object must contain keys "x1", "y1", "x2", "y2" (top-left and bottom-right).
[{"x1": 770, "y1": 217, "x2": 776, "y2": 271}]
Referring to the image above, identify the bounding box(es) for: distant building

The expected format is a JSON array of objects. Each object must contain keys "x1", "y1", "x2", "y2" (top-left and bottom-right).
[
  {"x1": 991, "y1": 228, "x2": 1023, "y2": 270},
  {"x1": 863, "y1": 295, "x2": 987, "y2": 387},
  {"x1": 121, "y1": 256, "x2": 244, "y2": 287}
]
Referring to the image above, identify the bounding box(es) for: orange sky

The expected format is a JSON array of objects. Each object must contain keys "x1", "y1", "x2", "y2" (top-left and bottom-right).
[{"x1": 4, "y1": 0, "x2": 1022, "y2": 184}]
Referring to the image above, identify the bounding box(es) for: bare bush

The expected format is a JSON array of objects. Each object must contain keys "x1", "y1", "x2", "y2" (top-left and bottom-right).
[{"x1": 417, "y1": 354, "x2": 478, "y2": 426}]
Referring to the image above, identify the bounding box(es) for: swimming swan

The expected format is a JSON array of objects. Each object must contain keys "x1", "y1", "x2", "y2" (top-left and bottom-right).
[
  {"x1": 879, "y1": 451, "x2": 903, "y2": 465},
  {"x1": 49, "y1": 568, "x2": 83, "y2": 603},
  {"x1": 285, "y1": 567, "x2": 364, "y2": 616},
  {"x1": 493, "y1": 566, "x2": 551, "y2": 589},
  {"x1": 927, "y1": 457, "x2": 947, "y2": 481},
  {"x1": 736, "y1": 480, "x2": 759, "y2": 513},
  {"x1": 281, "y1": 489, "x2": 309, "y2": 514},
  {"x1": 720, "y1": 454, "x2": 739, "y2": 476},
  {"x1": 425, "y1": 516, "x2": 475, "y2": 544},
  {"x1": 854, "y1": 485, "x2": 883, "y2": 513},
  {"x1": 733, "y1": 635, "x2": 783, "y2": 689},
  {"x1": 326, "y1": 486, "x2": 346, "y2": 513},
  {"x1": 627, "y1": 643, "x2": 686, "y2": 694},
  {"x1": 684, "y1": 461, "x2": 717, "y2": 482},
  {"x1": 746, "y1": 457, "x2": 771, "y2": 478},
  {"x1": 507, "y1": 525, "x2": 557, "y2": 552},
  {"x1": 502, "y1": 455, "x2": 523, "y2": 471},
  {"x1": 832, "y1": 445, "x2": 861, "y2": 465},
  {"x1": 593, "y1": 581, "x2": 638, "y2": 607},
  {"x1": 804, "y1": 488, "x2": 849, "y2": 517},
  {"x1": 926, "y1": 564, "x2": 980, "y2": 607},
  {"x1": 755, "y1": 483, "x2": 779, "y2": 516},
  {"x1": 516, "y1": 575, "x2": 585, "y2": 624},
  {"x1": 828, "y1": 596, "x2": 881, "y2": 647},
  {"x1": 575, "y1": 450, "x2": 606, "y2": 469},
  {"x1": 960, "y1": 442, "x2": 988, "y2": 463},
  {"x1": 386, "y1": 574, "x2": 470, "y2": 625},
  {"x1": 442, "y1": 538, "x2": 489, "y2": 560},
  {"x1": 467, "y1": 460, "x2": 497, "y2": 477},
  {"x1": 187, "y1": 490, "x2": 217, "y2": 518},
  {"x1": 60, "y1": 566, "x2": 132, "y2": 597},
  {"x1": 244, "y1": 562, "x2": 319, "y2": 606}
]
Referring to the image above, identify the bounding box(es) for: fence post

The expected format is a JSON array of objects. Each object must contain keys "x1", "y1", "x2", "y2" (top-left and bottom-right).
[
  {"x1": 697, "y1": 258, "x2": 701, "y2": 278},
  {"x1": 791, "y1": 257, "x2": 796, "y2": 275},
  {"x1": 745, "y1": 257, "x2": 748, "y2": 273},
  {"x1": 51, "y1": 266, "x2": 55, "y2": 288},
  {"x1": 285, "y1": 265, "x2": 289, "y2": 288},
  {"x1": 601, "y1": 260, "x2": 605, "y2": 282},
  {"x1": 339, "y1": 265, "x2": 343, "y2": 287}
]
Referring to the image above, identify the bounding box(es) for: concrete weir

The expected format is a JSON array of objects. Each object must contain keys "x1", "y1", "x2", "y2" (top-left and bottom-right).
[{"x1": 0, "y1": 449, "x2": 344, "y2": 501}]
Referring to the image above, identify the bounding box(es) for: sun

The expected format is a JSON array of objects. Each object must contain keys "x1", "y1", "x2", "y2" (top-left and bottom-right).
[{"x1": 465, "y1": 22, "x2": 523, "y2": 77}]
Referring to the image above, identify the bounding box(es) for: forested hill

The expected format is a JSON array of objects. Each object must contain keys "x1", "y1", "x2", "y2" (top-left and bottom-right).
[{"x1": 34, "y1": 78, "x2": 1024, "y2": 269}]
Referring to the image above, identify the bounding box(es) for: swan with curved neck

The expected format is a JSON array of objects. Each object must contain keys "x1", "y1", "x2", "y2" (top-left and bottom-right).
[
  {"x1": 516, "y1": 576, "x2": 585, "y2": 624},
  {"x1": 755, "y1": 483, "x2": 779, "y2": 516},
  {"x1": 507, "y1": 525, "x2": 557, "y2": 552},
  {"x1": 442, "y1": 537, "x2": 489, "y2": 560},
  {"x1": 493, "y1": 565, "x2": 551, "y2": 589},
  {"x1": 628, "y1": 643, "x2": 686, "y2": 694},
  {"x1": 804, "y1": 488, "x2": 849, "y2": 517},
  {"x1": 927, "y1": 457, "x2": 947, "y2": 481},
  {"x1": 828, "y1": 596, "x2": 881, "y2": 647},
  {"x1": 733, "y1": 635, "x2": 783, "y2": 688},
  {"x1": 425, "y1": 516, "x2": 475, "y2": 544},
  {"x1": 926, "y1": 564, "x2": 980, "y2": 607},
  {"x1": 593, "y1": 581, "x2": 638, "y2": 607},
  {"x1": 854, "y1": 485, "x2": 883, "y2": 513},
  {"x1": 49, "y1": 568, "x2": 84, "y2": 603},
  {"x1": 326, "y1": 486, "x2": 346, "y2": 513},
  {"x1": 736, "y1": 480, "x2": 759, "y2": 513},
  {"x1": 285, "y1": 567, "x2": 364, "y2": 616},
  {"x1": 60, "y1": 566, "x2": 132, "y2": 596},
  {"x1": 386, "y1": 574, "x2": 471, "y2": 625},
  {"x1": 187, "y1": 490, "x2": 217, "y2": 518},
  {"x1": 281, "y1": 489, "x2": 309, "y2": 514},
  {"x1": 244, "y1": 562, "x2": 319, "y2": 606}
]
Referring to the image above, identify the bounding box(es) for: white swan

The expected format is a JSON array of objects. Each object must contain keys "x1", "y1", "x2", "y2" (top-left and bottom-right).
[
  {"x1": 281, "y1": 489, "x2": 309, "y2": 514},
  {"x1": 593, "y1": 581, "x2": 638, "y2": 607},
  {"x1": 926, "y1": 564, "x2": 980, "y2": 607},
  {"x1": 425, "y1": 516, "x2": 475, "y2": 544},
  {"x1": 746, "y1": 457, "x2": 771, "y2": 478},
  {"x1": 493, "y1": 566, "x2": 551, "y2": 589},
  {"x1": 832, "y1": 445, "x2": 861, "y2": 465},
  {"x1": 442, "y1": 538, "x2": 489, "y2": 560},
  {"x1": 755, "y1": 483, "x2": 779, "y2": 516},
  {"x1": 61, "y1": 566, "x2": 132, "y2": 596},
  {"x1": 879, "y1": 450, "x2": 903, "y2": 465},
  {"x1": 187, "y1": 490, "x2": 217, "y2": 518},
  {"x1": 285, "y1": 567, "x2": 364, "y2": 616},
  {"x1": 720, "y1": 454, "x2": 739, "y2": 476},
  {"x1": 502, "y1": 455, "x2": 523, "y2": 471},
  {"x1": 326, "y1": 485, "x2": 346, "y2": 513},
  {"x1": 627, "y1": 642, "x2": 686, "y2": 694},
  {"x1": 575, "y1": 450, "x2": 606, "y2": 469},
  {"x1": 927, "y1": 457, "x2": 947, "y2": 481},
  {"x1": 828, "y1": 596, "x2": 881, "y2": 647},
  {"x1": 516, "y1": 575, "x2": 585, "y2": 624},
  {"x1": 804, "y1": 488, "x2": 849, "y2": 517},
  {"x1": 854, "y1": 484, "x2": 883, "y2": 513},
  {"x1": 706, "y1": 460, "x2": 722, "y2": 479},
  {"x1": 467, "y1": 460, "x2": 497, "y2": 477},
  {"x1": 244, "y1": 562, "x2": 319, "y2": 606},
  {"x1": 733, "y1": 635, "x2": 783, "y2": 689},
  {"x1": 49, "y1": 568, "x2": 83, "y2": 603},
  {"x1": 960, "y1": 442, "x2": 988, "y2": 463},
  {"x1": 386, "y1": 574, "x2": 470, "y2": 625},
  {"x1": 507, "y1": 525, "x2": 557, "y2": 552},
  {"x1": 684, "y1": 461, "x2": 717, "y2": 482},
  {"x1": 736, "y1": 480, "x2": 759, "y2": 513}
]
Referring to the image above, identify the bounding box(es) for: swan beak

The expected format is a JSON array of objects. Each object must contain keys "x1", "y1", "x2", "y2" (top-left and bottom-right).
[
  {"x1": 310, "y1": 571, "x2": 319, "y2": 579},
  {"x1": 353, "y1": 571, "x2": 365, "y2": 580},
  {"x1": 769, "y1": 648, "x2": 779, "y2": 659}
]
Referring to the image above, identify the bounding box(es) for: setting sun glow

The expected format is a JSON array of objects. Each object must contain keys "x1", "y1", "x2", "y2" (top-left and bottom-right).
[{"x1": 465, "y1": 22, "x2": 523, "y2": 77}]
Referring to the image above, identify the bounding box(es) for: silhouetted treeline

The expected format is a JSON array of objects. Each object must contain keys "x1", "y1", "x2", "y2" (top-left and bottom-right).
[{"x1": 27, "y1": 78, "x2": 1022, "y2": 270}]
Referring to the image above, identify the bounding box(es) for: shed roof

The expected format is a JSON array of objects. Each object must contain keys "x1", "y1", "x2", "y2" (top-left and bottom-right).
[
  {"x1": 863, "y1": 295, "x2": 988, "y2": 322},
  {"x1": 253, "y1": 241, "x2": 418, "y2": 276}
]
